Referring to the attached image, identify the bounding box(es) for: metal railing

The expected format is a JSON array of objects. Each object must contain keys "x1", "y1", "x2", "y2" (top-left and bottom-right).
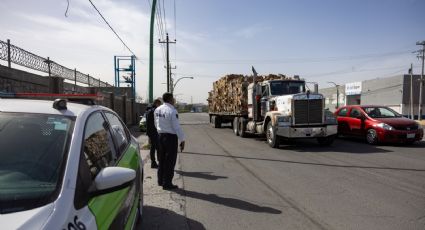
[{"x1": 0, "y1": 39, "x2": 111, "y2": 87}]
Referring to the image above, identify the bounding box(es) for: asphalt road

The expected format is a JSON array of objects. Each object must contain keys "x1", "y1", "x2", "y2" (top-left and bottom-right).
[{"x1": 175, "y1": 113, "x2": 425, "y2": 230}]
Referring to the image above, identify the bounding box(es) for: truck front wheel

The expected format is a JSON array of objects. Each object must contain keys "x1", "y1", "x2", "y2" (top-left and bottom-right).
[{"x1": 266, "y1": 122, "x2": 280, "y2": 148}]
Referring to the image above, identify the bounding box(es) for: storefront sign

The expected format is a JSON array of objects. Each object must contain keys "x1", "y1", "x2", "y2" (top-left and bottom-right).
[{"x1": 345, "y1": 82, "x2": 362, "y2": 95}]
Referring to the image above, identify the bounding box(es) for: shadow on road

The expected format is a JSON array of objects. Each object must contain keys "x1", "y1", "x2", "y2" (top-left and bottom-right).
[
  {"x1": 250, "y1": 134, "x2": 424, "y2": 152},
  {"x1": 175, "y1": 189, "x2": 282, "y2": 214},
  {"x1": 247, "y1": 137, "x2": 393, "y2": 154},
  {"x1": 175, "y1": 170, "x2": 228, "y2": 180},
  {"x1": 140, "y1": 206, "x2": 206, "y2": 230},
  {"x1": 181, "y1": 151, "x2": 425, "y2": 172}
]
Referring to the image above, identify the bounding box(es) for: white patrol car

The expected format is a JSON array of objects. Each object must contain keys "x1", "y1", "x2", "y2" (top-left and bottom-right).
[{"x1": 0, "y1": 96, "x2": 143, "y2": 230}]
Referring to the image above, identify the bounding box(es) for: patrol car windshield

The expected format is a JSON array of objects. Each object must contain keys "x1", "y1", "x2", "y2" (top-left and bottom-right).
[
  {"x1": 0, "y1": 112, "x2": 74, "y2": 214},
  {"x1": 270, "y1": 81, "x2": 306, "y2": 96}
]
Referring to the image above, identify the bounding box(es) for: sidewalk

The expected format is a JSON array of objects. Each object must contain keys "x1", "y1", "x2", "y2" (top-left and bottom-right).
[{"x1": 133, "y1": 130, "x2": 197, "y2": 229}]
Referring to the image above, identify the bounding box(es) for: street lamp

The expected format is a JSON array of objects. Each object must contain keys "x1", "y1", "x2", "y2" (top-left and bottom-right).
[
  {"x1": 327, "y1": 81, "x2": 340, "y2": 109},
  {"x1": 172, "y1": 77, "x2": 194, "y2": 93}
]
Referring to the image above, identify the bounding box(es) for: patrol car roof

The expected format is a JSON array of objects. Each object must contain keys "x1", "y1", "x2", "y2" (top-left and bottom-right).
[{"x1": 0, "y1": 99, "x2": 95, "y2": 117}]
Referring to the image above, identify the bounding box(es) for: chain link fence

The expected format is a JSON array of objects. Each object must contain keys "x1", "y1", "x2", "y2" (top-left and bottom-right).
[{"x1": 0, "y1": 39, "x2": 111, "y2": 87}]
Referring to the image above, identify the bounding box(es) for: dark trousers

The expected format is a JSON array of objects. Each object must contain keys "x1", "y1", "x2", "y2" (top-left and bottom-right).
[
  {"x1": 148, "y1": 133, "x2": 159, "y2": 162},
  {"x1": 157, "y1": 133, "x2": 178, "y2": 186}
]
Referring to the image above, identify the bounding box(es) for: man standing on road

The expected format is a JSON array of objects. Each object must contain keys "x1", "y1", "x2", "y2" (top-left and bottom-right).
[
  {"x1": 146, "y1": 99, "x2": 162, "y2": 168},
  {"x1": 154, "y1": 93, "x2": 185, "y2": 190}
]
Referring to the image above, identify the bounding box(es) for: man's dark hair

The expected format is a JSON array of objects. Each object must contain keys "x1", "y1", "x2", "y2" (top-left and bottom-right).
[
  {"x1": 153, "y1": 99, "x2": 162, "y2": 106},
  {"x1": 162, "y1": 92, "x2": 174, "y2": 103}
]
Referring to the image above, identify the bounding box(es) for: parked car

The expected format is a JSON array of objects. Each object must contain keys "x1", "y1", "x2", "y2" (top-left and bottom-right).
[
  {"x1": 335, "y1": 105, "x2": 423, "y2": 144},
  {"x1": 139, "y1": 114, "x2": 147, "y2": 132},
  {"x1": 0, "y1": 96, "x2": 143, "y2": 230}
]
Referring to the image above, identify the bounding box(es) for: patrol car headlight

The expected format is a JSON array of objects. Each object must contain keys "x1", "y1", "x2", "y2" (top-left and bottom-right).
[
  {"x1": 277, "y1": 116, "x2": 291, "y2": 126},
  {"x1": 376, "y1": 123, "x2": 394, "y2": 131}
]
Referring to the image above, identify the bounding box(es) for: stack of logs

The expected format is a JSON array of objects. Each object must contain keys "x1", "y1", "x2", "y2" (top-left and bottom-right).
[{"x1": 208, "y1": 74, "x2": 288, "y2": 114}]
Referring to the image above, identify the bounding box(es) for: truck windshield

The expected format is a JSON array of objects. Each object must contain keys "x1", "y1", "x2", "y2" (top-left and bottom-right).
[
  {"x1": 270, "y1": 81, "x2": 305, "y2": 95},
  {"x1": 0, "y1": 112, "x2": 74, "y2": 214}
]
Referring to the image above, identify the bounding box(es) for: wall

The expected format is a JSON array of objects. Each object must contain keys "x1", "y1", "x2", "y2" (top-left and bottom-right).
[
  {"x1": 361, "y1": 75, "x2": 404, "y2": 106},
  {"x1": 319, "y1": 85, "x2": 346, "y2": 112},
  {"x1": 0, "y1": 65, "x2": 147, "y2": 125}
]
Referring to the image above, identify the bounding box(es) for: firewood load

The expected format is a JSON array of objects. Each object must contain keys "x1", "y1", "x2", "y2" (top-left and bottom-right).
[{"x1": 208, "y1": 74, "x2": 288, "y2": 114}]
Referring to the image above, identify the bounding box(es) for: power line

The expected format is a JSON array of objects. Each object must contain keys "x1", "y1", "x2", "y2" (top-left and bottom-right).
[
  {"x1": 147, "y1": 0, "x2": 167, "y2": 65},
  {"x1": 173, "y1": 0, "x2": 177, "y2": 61},
  {"x1": 153, "y1": 0, "x2": 167, "y2": 64},
  {"x1": 307, "y1": 65, "x2": 418, "y2": 78},
  {"x1": 88, "y1": 0, "x2": 137, "y2": 58},
  {"x1": 171, "y1": 50, "x2": 413, "y2": 65},
  {"x1": 162, "y1": 0, "x2": 167, "y2": 33}
]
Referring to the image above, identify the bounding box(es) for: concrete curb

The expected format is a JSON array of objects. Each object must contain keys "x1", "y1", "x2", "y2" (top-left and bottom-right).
[{"x1": 134, "y1": 132, "x2": 189, "y2": 229}]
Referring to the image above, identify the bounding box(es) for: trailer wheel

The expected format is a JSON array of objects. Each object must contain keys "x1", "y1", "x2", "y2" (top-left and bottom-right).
[
  {"x1": 266, "y1": 122, "x2": 280, "y2": 148},
  {"x1": 238, "y1": 118, "x2": 247, "y2": 138},
  {"x1": 233, "y1": 117, "x2": 240, "y2": 136},
  {"x1": 213, "y1": 115, "x2": 222, "y2": 128}
]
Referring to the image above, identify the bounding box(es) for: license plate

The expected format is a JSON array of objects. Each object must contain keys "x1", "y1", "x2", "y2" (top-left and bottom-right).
[
  {"x1": 304, "y1": 128, "x2": 312, "y2": 135},
  {"x1": 407, "y1": 133, "x2": 415, "y2": 139}
]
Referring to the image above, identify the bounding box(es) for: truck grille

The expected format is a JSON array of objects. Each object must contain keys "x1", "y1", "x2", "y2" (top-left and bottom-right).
[{"x1": 293, "y1": 99, "x2": 323, "y2": 124}]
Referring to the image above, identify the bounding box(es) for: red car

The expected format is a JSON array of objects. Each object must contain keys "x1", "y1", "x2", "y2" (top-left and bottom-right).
[{"x1": 335, "y1": 105, "x2": 423, "y2": 144}]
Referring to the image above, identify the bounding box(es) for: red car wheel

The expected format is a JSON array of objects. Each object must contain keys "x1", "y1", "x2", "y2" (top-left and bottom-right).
[{"x1": 366, "y1": 129, "x2": 378, "y2": 144}]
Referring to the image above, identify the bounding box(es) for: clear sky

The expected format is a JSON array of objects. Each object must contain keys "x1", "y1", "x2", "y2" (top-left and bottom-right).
[{"x1": 1, "y1": 0, "x2": 424, "y2": 103}]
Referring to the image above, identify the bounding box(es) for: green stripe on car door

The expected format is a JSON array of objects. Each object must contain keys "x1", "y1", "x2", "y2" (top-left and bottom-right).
[{"x1": 88, "y1": 144, "x2": 140, "y2": 230}]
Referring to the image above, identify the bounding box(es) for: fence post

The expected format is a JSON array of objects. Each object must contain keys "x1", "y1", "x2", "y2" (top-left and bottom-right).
[
  {"x1": 45, "y1": 57, "x2": 52, "y2": 77},
  {"x1": 122, "y1": 95, "x2": 127, "y2": 124},
  {"x1": 7, "y1": 39, "x2": 11, "y2": 68},
  {"x1": 74, "y1": 68, "x2": 77, "y2": 93},
  {"x1": 109, "y1": 92, "x2": 115, "y2": 111},
  {"x1": 131, "y1": 98, "x2": 135, "y2": 125},
  {"x1": 87, "y1": 74, "x2": 90, "y2": 87}
]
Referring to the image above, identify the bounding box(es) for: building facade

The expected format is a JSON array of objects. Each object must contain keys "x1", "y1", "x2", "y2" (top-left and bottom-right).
[{"x1": 319, "y1": 74, "x2": 425, "y2": 119}]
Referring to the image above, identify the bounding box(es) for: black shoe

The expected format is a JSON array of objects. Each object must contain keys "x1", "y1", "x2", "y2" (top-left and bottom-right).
[
  {"x1": 163, "y1": 184, "x2": 178, "y2": 190},
  {"x1": 151, "y1": 161, "x2": 158, "y2": 168}
]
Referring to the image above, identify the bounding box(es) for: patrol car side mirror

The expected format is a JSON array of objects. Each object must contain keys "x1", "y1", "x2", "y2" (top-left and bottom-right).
[{"x1": 92, "y1": 167, "x2": 136, "y2": 195}]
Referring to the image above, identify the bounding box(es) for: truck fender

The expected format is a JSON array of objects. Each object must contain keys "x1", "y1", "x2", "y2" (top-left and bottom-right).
[{"x1": 263, "y1": 111, "x2": 284, "y2": 131}]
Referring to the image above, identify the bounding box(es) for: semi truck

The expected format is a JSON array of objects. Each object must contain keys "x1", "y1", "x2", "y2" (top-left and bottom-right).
[{"x1": 207, "y1": 67, "x2": 338, "y2": 148}]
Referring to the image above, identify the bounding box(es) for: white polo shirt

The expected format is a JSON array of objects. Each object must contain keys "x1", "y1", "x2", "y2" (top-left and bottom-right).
[{"x1": 154, "y1": 102, "x2": 185, "y2": 141}]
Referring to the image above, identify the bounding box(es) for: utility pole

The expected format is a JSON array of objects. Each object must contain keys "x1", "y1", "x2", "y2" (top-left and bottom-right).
[
  {"x1": 159, "y1": 33, "x2": 176, "y2": 93},
  {"x1": 148, "y1": 0, "x2": 157, "y2": 103},
  {"x1": 169, "y1": 66, "x2": 177, "y2": 93},
  {"x1": 416, "y1": 40, "x2": 425, "y2": 121},
  {"x1": 409, "y1": 64, "x2": 413, "y2": 119}
]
